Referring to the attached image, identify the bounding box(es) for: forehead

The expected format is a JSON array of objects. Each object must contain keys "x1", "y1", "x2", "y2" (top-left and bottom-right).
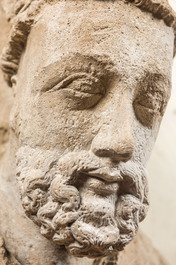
[{"x1": 19, "y1": 1, "x2": 174, "y2": 87}]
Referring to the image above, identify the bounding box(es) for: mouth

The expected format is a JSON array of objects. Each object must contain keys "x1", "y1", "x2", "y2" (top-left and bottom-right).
[
  {"x1": 77, "y1": 168, "x2": 122, "y2": 196},
  {"x1": 86, "y1": 167, "x2": 123, "y2": 183}
]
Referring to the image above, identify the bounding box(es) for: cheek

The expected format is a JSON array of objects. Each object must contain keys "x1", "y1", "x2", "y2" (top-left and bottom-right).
[
  {"x1": 18, "y1": 94, "x2": 100, "y2": 151},
  {"x1": 132, "y1": 118, "x2": 160, "y2": 166}
]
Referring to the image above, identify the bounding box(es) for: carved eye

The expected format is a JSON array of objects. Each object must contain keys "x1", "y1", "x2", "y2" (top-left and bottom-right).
[
  {"x1": 133, "y1": 72, "x2": 169, "y2": 128},
  {"x1": 133, "y1": 91, "x2": 165, "y2": 128},
  {"x1": 46, "y1": 73, "x2": 105, "y2": 110}
]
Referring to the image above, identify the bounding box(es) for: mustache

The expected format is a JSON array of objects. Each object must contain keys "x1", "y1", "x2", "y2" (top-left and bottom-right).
[
  {"x1": 50, "y1": 150, "x2": 148, "y2": 203},
  {"x1": 16, "y1": 147, "x2": 147, "y2": 200},
  {"x1": 17, "y1": 148, "x2": 148, "y2": 216}
]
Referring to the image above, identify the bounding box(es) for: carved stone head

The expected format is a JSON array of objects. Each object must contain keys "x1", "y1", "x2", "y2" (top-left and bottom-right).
[{"x1": 1, "y1": 0, "x2": 175, "y2": 259}]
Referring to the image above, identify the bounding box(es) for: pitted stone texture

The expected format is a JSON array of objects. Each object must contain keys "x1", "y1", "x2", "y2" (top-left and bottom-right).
[
  {"x1": 1, "y1": 0, "x2": 176, "y2": 85},
  {"x1": 0, "y1": 237, "x2": 21, "y2": 265},
  {"x1": 0, "y1": 0, "x2": 175, "y2": 263}
]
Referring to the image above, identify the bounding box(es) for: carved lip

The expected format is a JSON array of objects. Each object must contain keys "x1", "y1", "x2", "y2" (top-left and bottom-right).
[
  {"x1": 78, "y1": 167, "x2": 122, "y2": 195},
  {"x1": 85, "y1": 167, "x2": 123, "y2": 183}
]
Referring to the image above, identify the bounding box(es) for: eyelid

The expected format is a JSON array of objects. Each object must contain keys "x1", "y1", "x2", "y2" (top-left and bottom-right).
[
  {"x1": 45, "y1": 73, "x2": 98, "y2": 93},
  {"x1": 133, "y1": 95, "x2": 164, "y2": 128}
]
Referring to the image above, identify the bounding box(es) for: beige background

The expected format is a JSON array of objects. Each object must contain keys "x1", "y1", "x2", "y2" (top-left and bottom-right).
[{"x1": 142, "y1": 2, "x2": 176, "y2": 264}]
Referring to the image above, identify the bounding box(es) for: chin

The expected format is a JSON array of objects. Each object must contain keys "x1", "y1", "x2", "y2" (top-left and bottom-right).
[{"x1": 15, "y1": 147, "x2": 149, "y2": 257}]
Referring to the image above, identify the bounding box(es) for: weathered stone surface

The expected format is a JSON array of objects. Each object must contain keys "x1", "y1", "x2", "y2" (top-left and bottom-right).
[
  {"x1": 0, "y1": 0, "x2": 175, "y2": 264},
  {"x1": 0, "y1": 237, "x2": 21, "y2": 265},
  {"x1": 91, "y1": 231, "x2": 169, "y2": 265},
  {"x1": 0, "y1": 231, "x2": 170, "y2": 265}
]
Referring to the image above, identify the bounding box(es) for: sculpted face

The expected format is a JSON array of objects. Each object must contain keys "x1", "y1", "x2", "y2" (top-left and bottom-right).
[{"x1": 11, "y1": 1, "x2": 173, "y2": 258}]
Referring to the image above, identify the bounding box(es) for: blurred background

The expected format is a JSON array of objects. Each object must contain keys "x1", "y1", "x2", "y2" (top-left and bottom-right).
[{"x1": 141, "y1": 1, "x2": 176, "y2": 264}]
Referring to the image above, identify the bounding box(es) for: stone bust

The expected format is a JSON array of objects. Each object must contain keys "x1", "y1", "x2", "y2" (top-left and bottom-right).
[{"x1": 0, "y1": 0, "x2": 175, "y2": 264}]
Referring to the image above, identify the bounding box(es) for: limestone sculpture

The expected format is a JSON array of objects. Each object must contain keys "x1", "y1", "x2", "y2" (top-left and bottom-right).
[{"x1": 0, "y1": 0, "x2": 175, "y2": 264}]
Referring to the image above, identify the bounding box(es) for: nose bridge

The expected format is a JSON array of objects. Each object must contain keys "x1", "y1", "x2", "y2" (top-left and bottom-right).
[{"x1": 91, "y1": 94, "x2": 134, "y2": 162}]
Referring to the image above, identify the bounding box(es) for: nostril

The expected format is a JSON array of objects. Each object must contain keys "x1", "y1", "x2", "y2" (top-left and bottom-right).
[
  {"x1": 92, "y1": 144, "x2": 134, "y2": 162},
  {"x1": 93, "y1": 148, "x2": 118, "y2": 158},
  {"x1": 91, "y1": 126, "x2": 134, "y2": 162},
  {"x1": 112, "y1": 150, "x2": 133, "y2": 162}
]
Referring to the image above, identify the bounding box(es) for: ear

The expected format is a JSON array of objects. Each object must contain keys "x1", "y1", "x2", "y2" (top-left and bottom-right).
[{"x1": 11, "y1": 75, "x2": 17, "y2": 97}]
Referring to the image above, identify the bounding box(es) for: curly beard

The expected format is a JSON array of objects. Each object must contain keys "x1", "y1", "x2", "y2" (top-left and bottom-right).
[{"x1": 15, "y1": 146, "x2": 148, "y2": 258}]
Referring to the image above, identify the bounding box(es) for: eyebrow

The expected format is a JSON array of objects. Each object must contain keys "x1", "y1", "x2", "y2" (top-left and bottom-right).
[
  {"x1": 136, "y1": 71, "x2": 171, "y2": 99},
  {"x1": 31, "y1": 53, "x2": 118, "y2": 93}
]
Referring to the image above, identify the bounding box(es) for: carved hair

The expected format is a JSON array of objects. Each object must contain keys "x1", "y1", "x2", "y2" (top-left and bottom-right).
[{"x1": 0, "y1": 0, "x2": 176, "y2": 86}]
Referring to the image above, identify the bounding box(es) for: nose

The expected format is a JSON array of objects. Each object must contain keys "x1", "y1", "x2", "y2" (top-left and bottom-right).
[{"x1": 91, "y1": 115, "x2": 134, "y2": 163}]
